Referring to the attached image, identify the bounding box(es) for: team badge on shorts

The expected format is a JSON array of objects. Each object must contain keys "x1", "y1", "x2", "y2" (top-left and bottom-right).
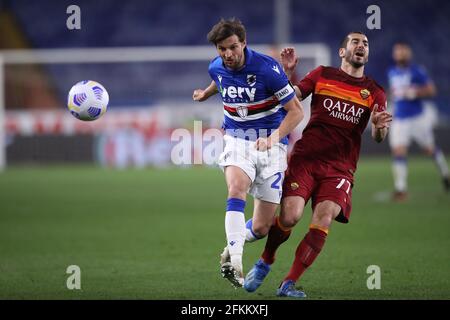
[
  {"x1": 236, "y1": 106, "x2": 248, "y2": 119},
  {"x1": 360, "y1": 88, "x2": 370, "y2": 100},
  {"x1": 290, "y1": 182, "x2": 299, "y2": 190},
  {"x1": 247, "y1": 74, "x2": 256, "y2": 87}
]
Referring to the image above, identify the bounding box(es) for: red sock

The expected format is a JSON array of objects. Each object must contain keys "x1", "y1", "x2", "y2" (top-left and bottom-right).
[
  {"x1": 261, "y1": 217, "x2": 292, "y2": 265},
  {"x1": 284, "y1": 225, "x2": 328, "y2": 283}
]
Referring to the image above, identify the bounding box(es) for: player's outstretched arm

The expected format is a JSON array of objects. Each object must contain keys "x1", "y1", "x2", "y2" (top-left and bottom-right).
[
  {"x1": 371, "y1": 104, "x2": 392, "y2": 143},
  {"x1": 255, "y1": 97, "x2": 304, "y2": 151},
  {"x1": 280, "y1": 48, "x2": 303, "y2": 100},
  {"x1": 413, "y1": 82, "x2": 437, "y2": 99},
  {"x1": 193, "y1": 80, "x2": 218, "y2": 102}
]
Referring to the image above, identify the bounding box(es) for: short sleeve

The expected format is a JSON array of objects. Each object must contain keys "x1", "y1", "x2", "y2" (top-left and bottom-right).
[
  {"x1": 208, "y1": 63, "x2": 215, "y2": 81},
  {"x1": 296, "y1": 66, "x2": 323, "y2": 98},
  {"x1": 265, "y1": 60, "x2": 296, "y2": 105},
  {"x1": 208, "y1": 57, "x2": 221, "y2": 82}
]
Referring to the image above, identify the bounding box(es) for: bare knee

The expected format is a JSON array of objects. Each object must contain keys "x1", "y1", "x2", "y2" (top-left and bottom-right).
[
  {"x1": 227, "y1": 183, "x2": 247, "y2": 199},
  {"x1": 279, "y1": 196, "x2": 305, "y2": 228},
  {"x1": 225, "y1": 167, "x2": 250, "y2": 199},
  {"x1": 392, "y1": 146, "x2": 407, "y2": 157},
  {"x1": 312, "y1": 200, "x2": 341, "y2": 228},
  {"x1": 423, "y1": 146, "x2": 434, "y2": 157},
  {"x1": 251, "y1": 220, "x2": 272, "y2": 237}
]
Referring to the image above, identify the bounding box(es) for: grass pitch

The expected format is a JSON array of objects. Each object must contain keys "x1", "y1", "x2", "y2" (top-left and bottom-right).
[{"x1": 0, "y1": 157, "x2": 449, "y2": 299}]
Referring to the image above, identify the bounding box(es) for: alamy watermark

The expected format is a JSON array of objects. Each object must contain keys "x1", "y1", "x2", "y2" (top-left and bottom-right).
[
  {"x1": 170, "y1": 121, "x2": 285, "y2": 170},
  {"x1": 66, "y1": 265, "x2": 81, "y2": 290},
  {"x1": 66, "y1": 5, "x2": 81, "y2": 30},
  {"x1": 366, "y1": 265, "x2": 381, "y2": 289},
  {"x1": 366, "y1": 5, "x2": 381, "y2": 30}
]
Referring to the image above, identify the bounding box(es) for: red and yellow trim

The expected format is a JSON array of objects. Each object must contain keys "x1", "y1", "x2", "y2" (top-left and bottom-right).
[
  {"x1": 309, "y1": 224, "x2": 329, "y2": 235},
  {"x1": 315, "y1": 78, "x2": 374, "y2": 108}
]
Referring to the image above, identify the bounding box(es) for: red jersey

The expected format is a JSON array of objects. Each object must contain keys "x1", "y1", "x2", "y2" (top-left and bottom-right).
[{"x1": 292, "y1": 66, "x2": 386, "y2": 177}]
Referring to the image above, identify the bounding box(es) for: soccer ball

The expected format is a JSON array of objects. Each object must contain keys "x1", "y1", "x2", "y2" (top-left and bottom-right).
[{"x1": 67, "y1": 80, "x2": 109, "y2": 121}]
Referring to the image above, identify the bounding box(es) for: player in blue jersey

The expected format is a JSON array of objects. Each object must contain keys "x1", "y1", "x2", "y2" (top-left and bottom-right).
[
  {"x1": 193, "y1": 18, "x2": 304, "y2": 287},
  {"x1": 387, "y1": 42, "x2": 449, "y2": 201}
]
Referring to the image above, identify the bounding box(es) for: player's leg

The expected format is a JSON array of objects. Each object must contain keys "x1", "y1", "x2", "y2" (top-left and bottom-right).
[
  {"x1": 277, "y1": 173, "x2": 352, "y2": 298},
  {"x1": 243, "y1": 171, "x2": 286, "y2": 292},
  {"x1": 259, "y1": 159, "x2": 315, "y2": 266},
  {"x1": 221, "y1": 172, "x2": 281, "y2": 285},
  {"x1": 244, "y1": 147, "x2": 312, "y2": 293},
  {"x1": 244, "y1": 195, "x2": 306, "y2": 293},
  {"x1": 220, "y1": 198, "x2": 275, "y2": 268},
  {"x1": 222, "y1": 165, "x2": 252, "y2": 287},
  {"x1": 389, "y1": 119, "x2": 410, "y2": 201},
  {"x1": 217, "y1": 136, "x2": 256, "y2": 287},
  {"x1": 414, "y1": 119, "x2": 449, "y2": 192},
  {"x1": 277, "y1": 200, "x2": 340, "y2": 298},
  {"x1": 245, "y1": 159, "x2": 314, "y2": 293},
  {"x1": 262, "y1": 195, "x2": 306, "y2": 264},
  {"x1": 392, "y1": 145, "x2": 408, "y2": 200},
  {"x1": 245, "y1": 199, "x2": 278, "y2": 242},
  {"x1": 222, "y1": 197, "x2": 278, "y2": 287},
  {"x1": 431, "y1": 148, "x2": 449, "y2": 191},
  {"x1": 422, "y1": 146, "x2": 449, "y2": 191},
  {"x1": 245, "y1": 171, "x2": 285, "y2": 242},
  {"x1": 242, "y1": 198, "x2": 278, "y2": 292}
]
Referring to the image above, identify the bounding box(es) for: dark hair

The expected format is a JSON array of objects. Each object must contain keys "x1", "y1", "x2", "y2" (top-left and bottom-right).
[
  {"x1": 207, "y1": 18, "x2": 246, "y2": 45},
  {"x1": 340, "y1": 31, "x2": 367, "y2": 48}
]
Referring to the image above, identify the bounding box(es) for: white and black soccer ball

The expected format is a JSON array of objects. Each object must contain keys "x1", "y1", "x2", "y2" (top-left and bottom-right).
[{"x1": 67, "y1": 80, "x2": 109, "y2": 121}]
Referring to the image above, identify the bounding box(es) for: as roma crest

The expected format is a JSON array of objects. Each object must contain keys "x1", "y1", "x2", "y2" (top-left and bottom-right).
[{"x1": 360, "y1": 88, "x2": 371, "y2": 100}]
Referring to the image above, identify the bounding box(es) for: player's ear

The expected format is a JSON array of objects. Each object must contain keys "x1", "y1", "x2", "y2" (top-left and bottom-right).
[{"x1": 338, "y1": 47, "x2": 345, "y2": 58}]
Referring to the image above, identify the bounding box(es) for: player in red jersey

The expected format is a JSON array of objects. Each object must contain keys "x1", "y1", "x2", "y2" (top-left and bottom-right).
[{"x1": 243, "y1": 32, "x2": 393, "y2": 298}]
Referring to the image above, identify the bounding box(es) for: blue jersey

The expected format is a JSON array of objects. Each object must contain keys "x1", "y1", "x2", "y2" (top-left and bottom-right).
[
  {"x1": 387, "y1": 64, "x2": 430, "y2": 119},
  {"x1": 208, "y1": 47, "x2": 295, "y2": 145}
]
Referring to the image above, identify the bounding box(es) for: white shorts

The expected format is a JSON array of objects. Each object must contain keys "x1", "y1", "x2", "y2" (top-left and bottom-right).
[
  {"x1": 389, "y1": 111, "x2": 435, "y2": 149},
  {"x1": 218, "y1": 135, "x2": 288, "y2": 204}
]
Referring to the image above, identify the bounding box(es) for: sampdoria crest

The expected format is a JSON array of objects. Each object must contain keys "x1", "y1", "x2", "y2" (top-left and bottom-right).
[
  {"x1": 236, "y1": 106, "x2": 248, "y2": 119},
  {"x1": 247, "y1": 74, "x2": 256, "y2": 86}
]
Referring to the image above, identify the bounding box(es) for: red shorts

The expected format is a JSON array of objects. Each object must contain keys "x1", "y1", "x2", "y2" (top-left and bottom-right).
[{"x1": 283, "y1": 158, "x2": 354, "y2": 223}]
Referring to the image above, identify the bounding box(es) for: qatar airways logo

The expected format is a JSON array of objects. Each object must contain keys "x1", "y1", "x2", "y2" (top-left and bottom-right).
[{"x1": 323, "y1": 98, "x2": 365, "y2": 124}]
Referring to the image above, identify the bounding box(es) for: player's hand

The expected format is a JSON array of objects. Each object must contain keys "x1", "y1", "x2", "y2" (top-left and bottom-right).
[
  {"x1": 280, "y1": 47, "x2": 299, "y2": 78},
  {"x1": 255, "y1": 137, "x2": 273, "y2": 151},
  {"x1": 193, "y1": 89, "x2": 208, "y2": 102},
  {"x1": 371, "y1": 104, "x2": 392, "y2": 129}
]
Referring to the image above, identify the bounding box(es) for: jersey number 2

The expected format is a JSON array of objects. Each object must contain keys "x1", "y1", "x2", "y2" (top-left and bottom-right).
[{"x1": 271, "y1": 173, "x2": 282, "y2": 190}]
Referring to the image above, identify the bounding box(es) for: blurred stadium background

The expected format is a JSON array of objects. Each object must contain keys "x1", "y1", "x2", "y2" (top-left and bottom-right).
[{"x1": 0, "y1": 0, "x2": 449, "y2": 300}]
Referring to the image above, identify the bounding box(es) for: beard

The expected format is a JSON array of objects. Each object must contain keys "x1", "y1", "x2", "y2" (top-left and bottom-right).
[
  {"x1": 350, "y1": 60, "x2": 364, "y2": 68},
  {"x1": 396, "y1": 58, "x2": 410, "y2": 67},
  {"x1": 224, "y1": 54, "x2": 244, "y2": 70},
  {"x1": 345, "y1": 52, "x2": 367, "y2": 68}
]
